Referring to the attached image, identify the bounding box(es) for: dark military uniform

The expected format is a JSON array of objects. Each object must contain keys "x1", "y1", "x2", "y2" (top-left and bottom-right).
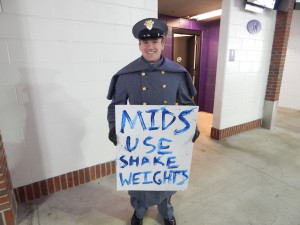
[
  {"x1": 107, "y1": 55, "x2": 196, "y2": 219},
  {"x1": 107, "y1": 56, "x2": 196, "y2": 129},
  {"x1": 106, "y1": 17, "x2": 197, "y2": 224}
]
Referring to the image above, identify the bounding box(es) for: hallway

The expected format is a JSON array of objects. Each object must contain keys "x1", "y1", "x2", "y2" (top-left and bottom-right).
[{"x1": 17, "y1": 109, "x2": 300, "y2": 225}]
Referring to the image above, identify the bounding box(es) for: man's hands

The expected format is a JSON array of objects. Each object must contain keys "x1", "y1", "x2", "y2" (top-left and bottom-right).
[
  {"x1": 108, "y1": 127, "x2": 117, "y2": 146},
  {"x1": 192, "y1": 128, "x2": 200, "y2": 143}
]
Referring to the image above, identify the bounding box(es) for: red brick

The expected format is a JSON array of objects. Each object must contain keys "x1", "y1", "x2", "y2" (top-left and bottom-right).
[
  {"x1": 0, "y1": 182, "x2": 8, "y2": 190},
  {"x1": 79, "y1": 169, "x2": 85, "y2": 184},
  {"x1": 67, "y1": 173, "x2": 73, "y2": 188},
  {"x1": 32, "y1": 182, "x2": 41, "y2": 199},
  {"x1": 40, "y1": 180, "x2": 48, "y2": 196},
  {"x1": 54, "y1": 176, "x2": 61, "y2": 192},
  {"x1": 47, "y1": 178, "x2": 55, "y2": 194},
  {"x1": 18, "y1": 187, "x2": 26, "y2": 203},
  {"x1": 111, "y1": 161, "x2": 116, "y2": 174},
  {"x1": 4, "y1": 209, "x2": 15, "y2": 225},
  {"x1": 0, "y1": 195, "x2": 9, "y2": 204},
  {"x1": 60, "y1": 175, "x2": 67, "y2": 190},
  {"x1": 13, "y1": 189, "x2": 20, "y2": 203},
  {"x1": 73, "y1": 171, "x2": 79, "y2": 186},
  {"x1": 25, "y1": 184, "x2": 34, "y2": 201},
  {"x1": 84, "y1": 168, "x2": 90, "y2": 182},
  {"x1": 90, "y1": 166, "x2": 95, "y2": 181},
  {"x1": 0, "y1": 168, "x2": 6, "y2": 182},
  {"x1": 101, "y1": 164, "x2": 106, "y2": 177},
  {"x1": 96, "y1": 165, "x2": 101, "y2": 179},
  {"x1": 0, "y1": 155, "x2": 5, "y2": 173},
  {"x1": 106, "y1": 162, "x2": 111, "y2": 176},
  {"x1": 0, "y1": 202, "x2": 10, "y2": 211}
]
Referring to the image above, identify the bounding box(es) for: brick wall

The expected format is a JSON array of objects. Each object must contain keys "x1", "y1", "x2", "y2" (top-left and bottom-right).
[
  {"x1": 14, "y1": 161, "x2": 116, "y2": 204},
  {"x1": 0, "y1": 0, "x2": 156, "y2": 191},
  {"x1": 265, "y1": 0, "x2": 295, "y2": 101},
  {"x1": 211, "y1": 119, "x2": 262, "y2": 140},
  {"x1": 0, "y1": 134, "x2": 17, "y2": 225}
]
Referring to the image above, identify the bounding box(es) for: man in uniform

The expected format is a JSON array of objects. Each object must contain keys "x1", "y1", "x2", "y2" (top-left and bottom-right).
[{"x1": 107, "y1": 18, "x2": 199, "y2": 225}]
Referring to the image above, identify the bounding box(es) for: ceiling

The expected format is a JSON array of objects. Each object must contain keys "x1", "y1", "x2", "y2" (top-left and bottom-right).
[{"x1": 158, "y1": 0, "x2": 222, "y2": 21}]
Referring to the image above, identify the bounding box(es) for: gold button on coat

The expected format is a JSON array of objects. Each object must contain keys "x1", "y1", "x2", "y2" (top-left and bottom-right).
[
  {"x1": 161, "y1": 71, "x2": 165, "y2": 74},
  {"x1": 142, "y1": 87, "x2": 147, "y2": 91},
  {"x1": 163, "y1": 101, "x2": 167, "y2": 104},
  {"x1": 141, "y1": 72, "x2": 146, "y2": 76},
  {"x1": 143, "y1": 102, "x2": 147, "y2": 105},
  {"x1": 162, "y1": 84, "x2": 167, "y2": 88}
]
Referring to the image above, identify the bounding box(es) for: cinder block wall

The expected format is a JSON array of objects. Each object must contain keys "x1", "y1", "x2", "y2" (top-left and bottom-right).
[
  {"x1": 212, "y1": 0, "x2": 276, "y2": 135},
  {"x1": 0, "y1": 0, "x2": 157, "y2": 204}
]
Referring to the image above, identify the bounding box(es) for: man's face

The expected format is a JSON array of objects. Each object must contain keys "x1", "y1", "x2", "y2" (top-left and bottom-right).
[{"x1": 139, "y1": 38, "x2": 165, "y2": 63}]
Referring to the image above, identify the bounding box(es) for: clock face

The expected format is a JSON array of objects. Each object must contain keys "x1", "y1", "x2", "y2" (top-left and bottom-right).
[{"x1": 247, "y1": 20, "x2": 262, "y2": 34}]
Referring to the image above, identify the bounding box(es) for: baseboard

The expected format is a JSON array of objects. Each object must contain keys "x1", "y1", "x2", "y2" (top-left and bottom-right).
[
  {"x1": 13, "y1": 161, "x2": 116, "y2": 204},
  {"x1": 210, "y1": 119, "x2": 262, "y2": 140}
]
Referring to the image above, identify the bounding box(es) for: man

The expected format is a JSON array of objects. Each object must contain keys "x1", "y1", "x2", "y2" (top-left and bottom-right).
[{"x1": 107, "y1": 18, "x2": 199, "y2": 225}]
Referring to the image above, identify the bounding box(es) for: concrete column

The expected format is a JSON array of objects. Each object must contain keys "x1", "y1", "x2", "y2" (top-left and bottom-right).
[{"x1": 262, "y1": 100, "x2": 278, "y2": 130}]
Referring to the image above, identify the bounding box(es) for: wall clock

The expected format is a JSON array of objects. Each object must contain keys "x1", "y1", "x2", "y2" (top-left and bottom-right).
[{"x1": 247, "y1": 20, "x2": 262, "y2": 34}]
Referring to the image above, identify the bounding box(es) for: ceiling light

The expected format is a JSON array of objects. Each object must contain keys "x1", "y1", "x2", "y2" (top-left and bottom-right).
[
  {"x1": 190, "y1": 9, "x2": 222, "y2": 21},
  {"x1": 174, "y1": 34, "x2": 193, "y2": 37}
]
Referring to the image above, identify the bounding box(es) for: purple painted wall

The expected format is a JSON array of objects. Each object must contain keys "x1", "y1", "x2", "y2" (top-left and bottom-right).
[
  {"x1": 158, "y1": 15, "x2": 220, "y2": 113},
  {"x1": 200, "y1": 20, "x2": 220, "y2": 113}
]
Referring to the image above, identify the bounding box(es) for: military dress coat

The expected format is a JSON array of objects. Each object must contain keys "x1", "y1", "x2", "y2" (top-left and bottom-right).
[{"x1": 107, "y1": 55, "x2": 197, "y2": 207}]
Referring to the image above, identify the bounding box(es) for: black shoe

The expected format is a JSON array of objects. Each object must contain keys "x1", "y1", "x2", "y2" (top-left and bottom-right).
[
  {"x1": 164, "y1": 216, "x2": 176, "y2": 225},
  {"x1": 131, "y1": 212, "x2": 143, "y2": 225}
]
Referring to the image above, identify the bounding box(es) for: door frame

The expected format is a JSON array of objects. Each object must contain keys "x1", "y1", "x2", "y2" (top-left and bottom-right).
[{"x1": 172, "y1": 28, "x2": 202, "y2": 106}]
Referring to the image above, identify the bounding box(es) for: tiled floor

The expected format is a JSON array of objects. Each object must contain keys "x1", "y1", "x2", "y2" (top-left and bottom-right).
[{"x1": 17, "y1": 109, "x2": 300, "y2": 225}]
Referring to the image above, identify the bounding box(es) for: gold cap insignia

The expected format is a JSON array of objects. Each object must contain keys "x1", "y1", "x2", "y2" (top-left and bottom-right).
[{"x1": 144, "y1": 19, "x2": 154, "y2": 30}]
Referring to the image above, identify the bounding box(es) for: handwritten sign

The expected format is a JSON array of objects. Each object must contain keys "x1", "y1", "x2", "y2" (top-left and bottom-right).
[{"x1": 115, "y1": 105, "x2": 198, "y2": 191}]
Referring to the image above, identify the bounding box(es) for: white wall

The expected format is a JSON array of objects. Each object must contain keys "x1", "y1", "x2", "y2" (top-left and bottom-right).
[
  {"x1": 0, "y1": 0, "x2": 157, "y2": 188},
  {"x1": 213, "y1": 0, "x2": 276, "y2": 130},
  {"x1": 279, "y1": 11, "x2": 300, "y2": 110}
]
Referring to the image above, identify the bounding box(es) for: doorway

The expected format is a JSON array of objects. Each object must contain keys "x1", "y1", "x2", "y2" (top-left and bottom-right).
[{"x1": 172, "y1": 28, "x2": 202, "y2": 105}]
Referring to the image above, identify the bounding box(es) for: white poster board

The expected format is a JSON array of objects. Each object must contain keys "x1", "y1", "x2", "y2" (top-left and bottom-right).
[{"x1": 115, "y1": 105, "x2": 198, "y2": 191}]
